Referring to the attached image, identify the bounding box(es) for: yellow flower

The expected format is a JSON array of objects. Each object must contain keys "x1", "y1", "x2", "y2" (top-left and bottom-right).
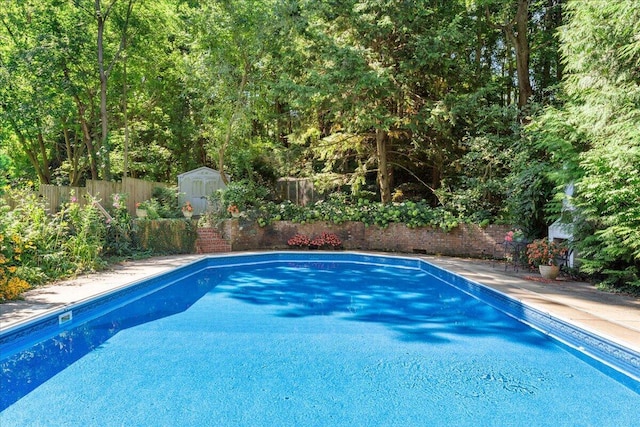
[{"x1": 1, "y1": 276, "x2": 30, "y2": 300}]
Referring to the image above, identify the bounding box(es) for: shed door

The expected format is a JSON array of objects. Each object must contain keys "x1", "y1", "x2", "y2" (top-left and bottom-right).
[{"x1": 190, "y1": 179, "x2": 208, "y2": 215}]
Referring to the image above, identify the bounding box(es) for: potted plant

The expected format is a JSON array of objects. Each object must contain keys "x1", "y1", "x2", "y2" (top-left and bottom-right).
[
  {"x1": 136, "y1": 201, "x2": 151, "y2": 218},
  {"x1": 227, "y1": 204, "x2": 240, "y2": 218},
  {"x1": 526, "y1": 238, "x2": 568, "y2": 280},
  {"x1": 181, "y1": 201, "x2": 194, "y2": 219}
]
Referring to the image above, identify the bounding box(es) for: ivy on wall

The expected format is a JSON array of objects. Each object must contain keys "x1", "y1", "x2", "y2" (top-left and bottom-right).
[{"x1": 135, "y1": 219, "x2": 198, "y2": 254}]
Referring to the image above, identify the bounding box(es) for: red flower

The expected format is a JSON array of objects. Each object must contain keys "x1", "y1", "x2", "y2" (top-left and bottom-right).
[
  {"x1": 310, "y1": 232, "x2": 342, "y2": 249},
  {"x1": 287, "y1": 234, "x2": 311, "y2": 247},
  {"x1": 526, "y1": 238, "x2": 567, "y2": 266}
]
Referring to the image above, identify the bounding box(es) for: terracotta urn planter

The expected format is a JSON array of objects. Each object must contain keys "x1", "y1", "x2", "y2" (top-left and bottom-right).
[{"x1": 539, "y1": 265, "x2": 560, "y2": 280}]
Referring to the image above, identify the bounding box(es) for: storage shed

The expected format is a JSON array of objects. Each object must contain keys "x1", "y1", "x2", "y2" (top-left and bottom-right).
[{"x1": 178, "y1": 167, "x2": 228, "y2": 215}]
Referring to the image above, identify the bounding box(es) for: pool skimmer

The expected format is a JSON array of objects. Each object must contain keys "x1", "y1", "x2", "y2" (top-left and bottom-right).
[{"x1": 58, "y1": 311, "x2": 73, "y2": 325}]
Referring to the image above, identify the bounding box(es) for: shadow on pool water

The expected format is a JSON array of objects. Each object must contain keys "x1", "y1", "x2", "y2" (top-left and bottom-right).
[{"x1": 217, "y1": 263, "x2": 551, "y2": 347}]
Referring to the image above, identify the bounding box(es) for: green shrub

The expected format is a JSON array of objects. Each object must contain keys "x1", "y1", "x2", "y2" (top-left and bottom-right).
[
  {"x1": 0, "y1": 215, "x2": 31, "y2": 300},
  {"x1": 218, "y1": 179, "x2": 271, "y2": 213},
  {"x1": 104, "y1": 193, "x2": 139, "y2": 257},
  {"x1": 62, "y1": 195, "x2": 106, "y2": 271},
  {"x1": 254, "y1": 193, "x2": 461, "y2": 231},
  {"x1": 151, "y1": 186, "x2": 182, "y2": 218},
  {"x1": 136, "y1": 219, "x2": 197, "y2": 254},
  {"x1": 0, "y1": 190, "x2": 112, "y2": 285}
]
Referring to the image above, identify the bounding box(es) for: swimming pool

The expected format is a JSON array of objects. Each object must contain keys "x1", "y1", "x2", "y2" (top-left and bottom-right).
[{"x1": 1, "y1": 252, "x2": 639, "y2": 426}]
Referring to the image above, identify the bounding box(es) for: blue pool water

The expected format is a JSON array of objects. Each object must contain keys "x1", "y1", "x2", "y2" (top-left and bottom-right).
[{"x1": 1, "y1": 253, "x2": 639, "y2": 426}]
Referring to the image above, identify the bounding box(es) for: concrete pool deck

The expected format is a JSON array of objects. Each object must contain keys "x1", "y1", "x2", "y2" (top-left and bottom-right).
[{"x1": 1, "y1": 252, "x2": 639, "y2": 354}]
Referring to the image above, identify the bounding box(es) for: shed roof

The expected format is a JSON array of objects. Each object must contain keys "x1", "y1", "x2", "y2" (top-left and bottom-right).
[{"x1": 177, "y1": 166, "x2": 224, "y2": 179}]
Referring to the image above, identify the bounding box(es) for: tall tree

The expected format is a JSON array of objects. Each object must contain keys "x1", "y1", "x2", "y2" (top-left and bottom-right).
[
  {"x1": 93, "y1": 0, "x2": 136, "y2": 181},
  {"x1": 558, "y1": 0, "x2": 640, "y2": 287},
  {"x1": 286, "y1": 0, "x2": 502, "y2": 203},
  {"x1": 529, "y1": 0, "x2": 564, "y2": 101},
  {"x1": 1, "y1": 0, "x2": 188, "y2": 184},
  {"x1": 483, "y1": 0, "x2": 533, "y2": 110},
  {"x1": 0, "y1": 1, "x2": 75, "y2": 184},
  {"x1": 187, "y1": 0, "x2": 282, "y2": 182},
  {"x1": 107, "y1": 0, "x2": 196, "y2": 181}
]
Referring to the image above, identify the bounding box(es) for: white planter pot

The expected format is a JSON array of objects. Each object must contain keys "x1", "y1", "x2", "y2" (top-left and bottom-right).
[{"x1": 539, "y1": 265, "x2": 560, "y2": 280}]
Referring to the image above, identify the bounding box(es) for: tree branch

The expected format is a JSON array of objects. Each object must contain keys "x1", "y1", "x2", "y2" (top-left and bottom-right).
[{"x1": 106, "y1": 0, "x2": 136, "y2": 78}]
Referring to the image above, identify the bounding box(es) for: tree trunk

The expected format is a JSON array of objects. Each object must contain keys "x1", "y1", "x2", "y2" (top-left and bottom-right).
[
  {"x1": 122, "y1": 45, "x2": 129, "y2": 178},
  {"x1": 376, "y1": 128, "x2": 391, "y2": 204},
  {"x1": 551, "y1": 0, "x2": 564, "y2": 83},
  {"x1": 75, "y1": 91, "x2": 99, "y2": 180},
  {"x1": 62, "y1": 119, "x2": 83, "y2": 186},
  {"x1": 62, "y1": 63, "x2": 99, "y2": 180},
  {"x1": 513, "y1": 0, "x2": 532, "y2": 110},
  {"x1": 94, "y1": 0, "x2": 135, "y2": 180},
  {"x1": 35, "y1": 124, "x2": 51, "y2": 183},
  {"x1": 219, "y1": 60, "x2": 250, "y2": 184},
  {"x1": 3, "y1": 114, "x2": 51, "y2": 184},
  {"x1": 96, "y1": 0, "x2": 111, "y2": 180},
  {"x1": 487, "y1": 0, "x2": 532, "y2": 110}
]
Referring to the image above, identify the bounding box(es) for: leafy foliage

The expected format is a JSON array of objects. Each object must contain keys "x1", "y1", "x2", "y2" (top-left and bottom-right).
[
  {"x1": 103, "y1": 193, "x2": 139, "y2": 257},
  {"x1": 216, "y1": 179, "x2": 272, "y2": 213},
  {"x1": 151, "y1": 186, "x2": 183, "y2": 218},
  {"x1": 63, "y1": 196, "x2": 107, "y2": 271},
  {"x1": 0, "y1": 189, "x2": 107, "y2": 298},
  {"x1": 255, "y1": 193, "x2": 460, "y2": 231},
  {"x1": 136, "y1": 220, "x2": 198, "y2": 255},
  {"x1": 552, "y1": 0, "x2": 640, "y2": 289},
  {"x1": 2, "y1": 0, "x2": 639, "y2": 292}
]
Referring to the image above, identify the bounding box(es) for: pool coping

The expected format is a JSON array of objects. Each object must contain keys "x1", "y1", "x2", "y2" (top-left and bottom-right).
[
  {"x1": 423, "y1": 255, "x2": 640, "y2": 354},
  {"x1": 1, "y1": 251, "x2": 639, "y2": 381}
]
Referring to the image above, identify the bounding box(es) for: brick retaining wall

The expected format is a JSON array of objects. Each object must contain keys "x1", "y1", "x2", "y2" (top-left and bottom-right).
[{"x1": 218, "y1": 220, "x2": 510, "y2": 258}]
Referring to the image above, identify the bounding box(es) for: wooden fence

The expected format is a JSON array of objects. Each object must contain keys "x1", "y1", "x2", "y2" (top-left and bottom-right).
[
  {"x1": 39, "y1": 177, "x2": 167, "y2": 215},
  {"x1": 275, "y1": 177, "x2": 321, "y2": 206}
]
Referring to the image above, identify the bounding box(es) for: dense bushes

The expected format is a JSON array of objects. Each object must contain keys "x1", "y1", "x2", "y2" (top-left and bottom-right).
[
  {"x1": 134, "y1": 186, "x2": 184, "y2": 220},
  {"x1": 0, "y1": 186, "x2": 206, "y2": 300},
  {"x1": 207, "y1": 184, "x2": 463, "y2": 231},
  {"x1": 255, "y1": 196, "x2": 461, "y2": 231},
  {"x1": 136, "y1": 219, "x2": 198, "y2": 254},
  {"x1": 514, "y1": 1, "x2": 640, "y2": 291},
  {"x1": 0, "y1": 190, "x2": 107, "y2": 300}
]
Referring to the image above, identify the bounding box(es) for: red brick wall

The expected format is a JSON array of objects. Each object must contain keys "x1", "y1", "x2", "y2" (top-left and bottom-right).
[
  {"x1": 195, "y1": 227, "x2": 232, "y2": 253},
  {"x1": 222, "y1": 220, "x2": 510, "y2": 258}
]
